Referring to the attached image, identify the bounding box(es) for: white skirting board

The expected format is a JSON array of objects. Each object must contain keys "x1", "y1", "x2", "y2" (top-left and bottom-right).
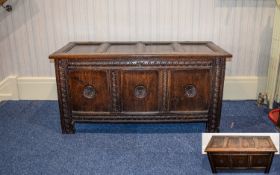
[
  {"x1": 0, "y1": 76, "x2": 19, "y2": 101},
  {"x1": 17, "y1": 77, "x2": 57, "y2": 100},
  {"x1": 223, "y1": 76, "x2": 267, "y2": 100},
  {"x1": 0, "y1": 76, "x2": 267, "y2": 101}
]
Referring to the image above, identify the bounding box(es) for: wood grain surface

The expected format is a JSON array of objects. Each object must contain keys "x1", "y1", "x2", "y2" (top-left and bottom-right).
[{"x1": 205, "y1": 136, "x2": 277, "y2": 152}]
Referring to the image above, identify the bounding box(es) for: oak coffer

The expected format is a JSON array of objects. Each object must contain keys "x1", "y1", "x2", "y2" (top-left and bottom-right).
[
  {"x1": 49, "y1": 41, "x2": 232, "y2": 134},
  {"x1": 205, "y1": 136, "x2": 277, "y2": 173}
]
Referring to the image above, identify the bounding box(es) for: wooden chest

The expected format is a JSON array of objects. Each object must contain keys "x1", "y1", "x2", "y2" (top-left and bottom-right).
[
  {"x1": 49, "y1": 41, "x2": 232, "y2": 134},
  {"x1": 205, "y1": 136, "x2": 277, "y2": 173}
]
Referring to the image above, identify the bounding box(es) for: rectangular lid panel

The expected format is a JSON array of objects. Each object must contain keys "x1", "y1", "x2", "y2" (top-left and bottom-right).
[
  {"x1": 181, "y1": 44, "x2": 214, "y2": 53},
  {"x1": 49, "y1": 41, "x2": 232, "y2": 59},
  {"x1": 67, "y1": 44, "x2": 100, "y2": 54},
  {"x1": 205, "y1": 136, "x2": 277, "y2": 153},
  {"x1": 64, "y1": 42, "x2": 222, "y2": 54},
  {"x1": 144, "y1": 43, "x2": 174, "y2": 53},
  {"x1": 106, "y1": 44, "x2": 137, "y2": 53}
]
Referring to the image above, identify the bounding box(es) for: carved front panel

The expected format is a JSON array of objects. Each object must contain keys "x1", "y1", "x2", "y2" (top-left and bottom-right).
[
  {"x1": 169, "y1": 69, "x2": 211, "y2": 111},
  {"x1": 68, "y1": 70, "x2": 111, "y2": 112},
  {"x1": 121, "y1": 70, "x2": 160, "y2": 112},
  {"x1": 251, "y1": 155, "x2": 270, "y2": 168},
  {"x1": 211, "y1": 155, "x2": 230, "y2": 168},
  {"x1": 231, "y1": 155, "x2": 249, "y2": 168}
]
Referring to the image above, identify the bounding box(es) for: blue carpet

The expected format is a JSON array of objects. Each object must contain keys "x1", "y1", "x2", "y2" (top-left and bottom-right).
[{"x1": 0, "y1": 100, "x2": 279, "y2": 175}]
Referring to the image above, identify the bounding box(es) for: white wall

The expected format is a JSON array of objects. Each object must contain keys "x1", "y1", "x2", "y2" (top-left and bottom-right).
[{"x1": 0, "y1": 0, "x2": 276, "y2": 81}]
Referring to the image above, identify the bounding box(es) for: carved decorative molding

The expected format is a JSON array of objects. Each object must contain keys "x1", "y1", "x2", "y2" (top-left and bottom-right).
[
  {"x1": 162, "y1": 70, "x2": 168, "y2": 111},
  {"x1": 111, "y1": 71, "x2": 120, "y2": 112},
  {"x1": 68, "y1": 59, "x2": 212, "y2": 68},
  {"x1": 72, "y1": 115, "x2": 209, "y2": 121},
  {"x1": 208, "y1": 58, "x2": 226, "y2": 132},
  {"x1": 56, "y1": 60, "x2": 74, "y2": 133}
]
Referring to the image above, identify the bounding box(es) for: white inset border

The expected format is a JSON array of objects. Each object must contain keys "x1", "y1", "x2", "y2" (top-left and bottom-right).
[{"x1": 202, "y1": 133, "x2": 279, "y2": 154}]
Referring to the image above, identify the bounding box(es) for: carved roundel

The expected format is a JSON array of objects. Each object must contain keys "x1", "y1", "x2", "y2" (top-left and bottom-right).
[
  {"x1": 257, "y1": 159, "x2": 263, "y2": 164},
  {"x1": 184, "y1": 84, "x2": 197, "y2": 97},
  {"x1": 134, "y1": 85, "x2": 147, "y2": 99},
  {"x1": 83, "y1": 85, "x2": 96, "y2": 99}
]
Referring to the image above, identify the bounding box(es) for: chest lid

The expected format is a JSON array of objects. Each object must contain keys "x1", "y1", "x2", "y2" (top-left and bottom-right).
[
  {"x1": 205, "y1": 136, "x2": 277, "y2": 153},
  {"x1": 49, "y1": 41, "x2": 232, "y2": 59}
]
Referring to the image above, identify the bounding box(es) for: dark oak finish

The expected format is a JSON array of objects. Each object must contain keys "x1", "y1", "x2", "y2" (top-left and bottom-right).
[
  {"x1": 121, "y1": 70, "x2": 160, "y2": 112},
  {"x1": 49, "y1": 41, "x2": 232, "y2": 134},
  {"x1": 205, "y1": 136, "x2": 277, "y2": 173},
  {"x1": 68, "y1": 70, "x2": 111, "y2": 112},
  {"x1": 170, "y1": 69, "x2": 210, "y2": 111}
]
